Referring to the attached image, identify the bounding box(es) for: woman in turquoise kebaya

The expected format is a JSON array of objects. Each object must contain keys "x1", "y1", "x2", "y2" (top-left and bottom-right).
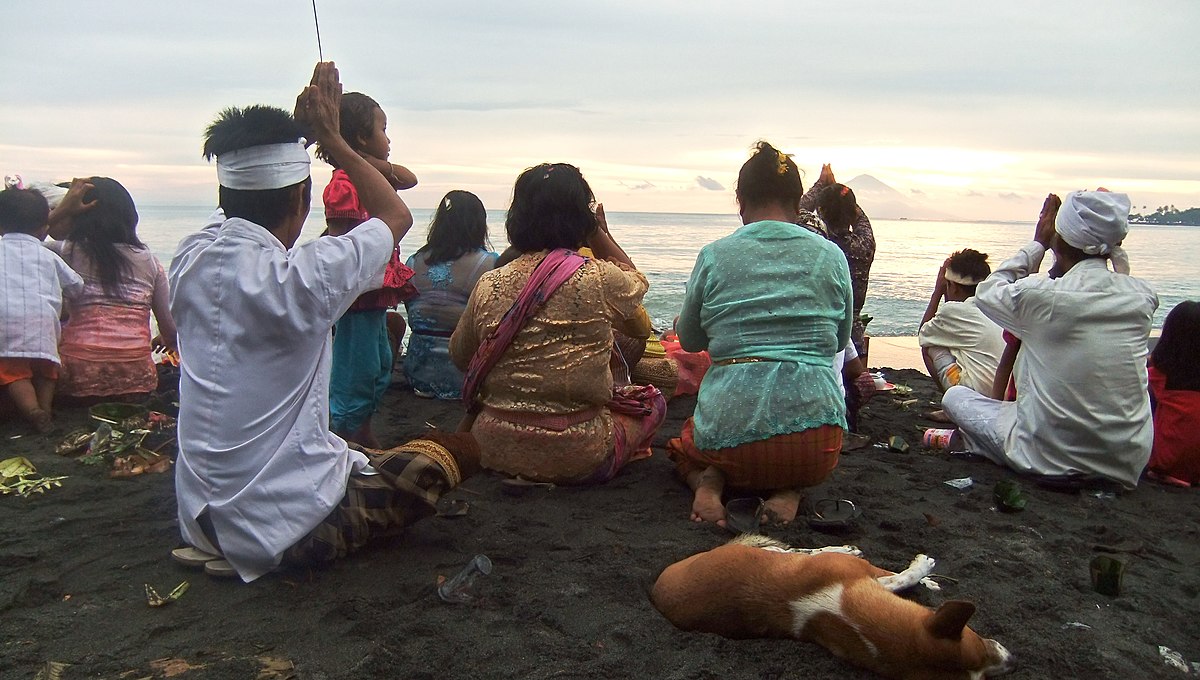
[{"x1": 668, "y1": 141, "x2": 853, "y2": 527}]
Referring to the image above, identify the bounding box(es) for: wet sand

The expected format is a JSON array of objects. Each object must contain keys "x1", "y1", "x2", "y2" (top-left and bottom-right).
[{"x1": 1, "y1": 367, "x2": 1197, "y2": 679}]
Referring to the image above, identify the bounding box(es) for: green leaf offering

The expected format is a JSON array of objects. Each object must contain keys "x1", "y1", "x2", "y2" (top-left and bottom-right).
[{"x1": 993, "y1": 480, "x2": 1027, "y2": 512}]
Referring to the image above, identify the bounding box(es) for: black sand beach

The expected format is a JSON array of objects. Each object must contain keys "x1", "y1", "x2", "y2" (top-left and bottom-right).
[{"x1": 1, "y1": 367, "x2": 1198, "y2": 679}]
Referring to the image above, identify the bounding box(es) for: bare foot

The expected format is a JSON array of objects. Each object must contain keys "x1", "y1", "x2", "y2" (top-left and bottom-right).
[
  {"x1": 763, "y1": 489, "x2": 803, "y2": 525},
  {"x1": 687, "y1": 467, "x2": 727, "y2": 526}
]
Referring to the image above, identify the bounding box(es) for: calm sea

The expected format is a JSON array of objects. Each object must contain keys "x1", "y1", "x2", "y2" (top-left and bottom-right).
[{"x1": 136, "y1": 206, "x2": 1197, "y2": 337}]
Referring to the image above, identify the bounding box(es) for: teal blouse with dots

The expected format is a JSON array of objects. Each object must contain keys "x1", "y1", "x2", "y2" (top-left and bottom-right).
[{"x1": 677, "y1": 220, "x2": 853, "y2": 450}]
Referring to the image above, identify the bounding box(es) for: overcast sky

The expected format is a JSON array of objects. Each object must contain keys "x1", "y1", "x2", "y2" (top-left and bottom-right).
[{"x1": 2, "y1": 1, "x2": 1197, "y2": 220}]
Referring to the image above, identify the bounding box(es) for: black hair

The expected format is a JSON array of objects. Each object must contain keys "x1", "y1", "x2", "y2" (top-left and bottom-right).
[
  {"x1": 734, "y1": 141, "x2": 803, "y2": 214},
  {"x1": 203, "y1": 105, "x2": 311, "y2": 228},
  {"x1": 314, "y1": 92, "x2": 381, "y2": 167},
  {"x1": 505, "y1": 163, "x2": 597, "y2": 253},
  {"x1": 62, "y1": 177, "x2": 145, "y2": 295},
  {"x1": 0, "y1": 187, "x2": 50, "y2": 235},
  {"x1": 947, "y1": 249, "x2": 991, "y2": 293},
  {"x1": 1152, "y1": 300, "x2": 1200, "y2": 392},
  {"x1": 816, "y1": 184, "x2": 858, "y2": 231},
  {"x1": 419, "y1": 190, "x2": 490, "y2": 265}
]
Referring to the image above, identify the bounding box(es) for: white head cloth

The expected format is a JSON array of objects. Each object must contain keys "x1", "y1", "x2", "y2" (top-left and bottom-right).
[
  {"x1": 216, "y1": 142, "x2": 311, "y2": 190},
  {"x1": 944, "y1": 269, "x2": 986, "y2": 286},
  {"x1": 1054, "y1": 191, "x2": 1130, "y2": 256}
]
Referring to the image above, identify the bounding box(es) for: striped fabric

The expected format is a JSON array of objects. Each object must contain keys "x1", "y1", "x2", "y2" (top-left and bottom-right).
[
  {"x1": 667, "y1": 418, "x2": 842, "y2": 490},
  {"x1": 284, "y1": 433, "x2": 478, "y2": 568}
]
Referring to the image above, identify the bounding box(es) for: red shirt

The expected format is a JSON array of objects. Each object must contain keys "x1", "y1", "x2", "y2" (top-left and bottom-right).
[{"x1": 1148, "y1": 365, "x2": 1200, "y2": 485}]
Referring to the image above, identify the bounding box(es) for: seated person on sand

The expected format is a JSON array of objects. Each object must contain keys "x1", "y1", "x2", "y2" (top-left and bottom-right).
[
  {"x1": 1144, "y1": 301, "x2": 1200, "y2": 487},
  {"x1": 800, "y1": 164, "x2": 875, "y2": 433},
  {"x1": 168, "y1": 63, "x2": 478, "y2": 582},
  {"x1": 667, "y1": 142, "x2": 854, "y2": 526},
  {"x1": 449, "y1": 163, "x2": 667, "y2": 485},
  {"x1": 918, "y1": 249, "x2": 1005, "y2": 400},
  {"x1": 46, "y1": 177, "x2": 178, "y2": 404},
  {"x1": 404, "y1": 190, "x2": 498, "y2": 400},
  {"x1": 941, "y1": 191, "x2": 1158, "y2": 488},
  {"x1": 0, "y1": 186, "x2": 84, "y2": 432}
]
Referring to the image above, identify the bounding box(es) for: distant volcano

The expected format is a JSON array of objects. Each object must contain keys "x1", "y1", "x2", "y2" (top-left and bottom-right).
[{"x1": 843, "y1": 175, "x2": 959, "y2": 221}]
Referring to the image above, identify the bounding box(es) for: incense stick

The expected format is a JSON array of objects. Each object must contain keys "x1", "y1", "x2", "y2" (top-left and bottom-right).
[{"x1": 311, "y1": 0, "x2": 324, "y2": 61}]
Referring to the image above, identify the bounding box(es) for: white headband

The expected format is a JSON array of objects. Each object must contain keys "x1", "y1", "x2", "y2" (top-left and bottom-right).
[
  {"x1": 944, "y1": 270, "x2": 985, "y2": 286},
  {"x1": 1055, "y1": 191, "x2": 1130, "y2": 256},
  {"x1": 216, "y1": 142, "x2": 311, "y2": 190}
]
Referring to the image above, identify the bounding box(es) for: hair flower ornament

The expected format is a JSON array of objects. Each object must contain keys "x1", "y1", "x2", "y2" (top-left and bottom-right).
[{"x1": 775, "y1": 151, "x2": 793, "y2": 175}]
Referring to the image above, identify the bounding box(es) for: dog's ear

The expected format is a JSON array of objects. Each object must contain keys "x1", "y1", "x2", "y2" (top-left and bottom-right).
[{"x1": 926, "y1": 600, "x2": 976, "y2": 640}]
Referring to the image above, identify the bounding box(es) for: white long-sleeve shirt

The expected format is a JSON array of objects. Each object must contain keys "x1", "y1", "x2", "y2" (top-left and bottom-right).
[
  {"x1": 0, "y1": 233, "x2": 83, "y2": 361},
  {"x1": 169, "y1": 214, "x2": 393, "y2": 581},
  {"x1": 973, "y1": 241, "x2": 1158, "y2": 487}
]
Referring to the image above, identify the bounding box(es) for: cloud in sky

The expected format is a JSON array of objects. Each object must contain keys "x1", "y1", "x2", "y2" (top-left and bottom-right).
[{"x1": 2, "y1": 1, "x2": 1198, "y2": 219}]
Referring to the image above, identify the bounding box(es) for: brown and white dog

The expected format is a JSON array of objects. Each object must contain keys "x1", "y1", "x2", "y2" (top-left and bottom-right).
[{"x1": 651, "y1": 536, "x2": 1013, "y2": 680}]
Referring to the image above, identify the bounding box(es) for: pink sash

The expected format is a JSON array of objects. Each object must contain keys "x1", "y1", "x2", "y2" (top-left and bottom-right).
[{"x1": 462, "y1": 249, "x2": 588, "y2": 411}]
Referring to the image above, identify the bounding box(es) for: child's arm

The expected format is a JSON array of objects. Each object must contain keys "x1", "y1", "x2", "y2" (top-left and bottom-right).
[
  {"x1": 361, "y1": 154, "x2": 418, "y2": 190},
  {"x1": 295, "y1": 63, "x2": 412, "y2": 244}
]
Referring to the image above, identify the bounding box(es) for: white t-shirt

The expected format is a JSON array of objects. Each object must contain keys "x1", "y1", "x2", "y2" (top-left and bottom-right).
[
  {"x1": 169, "y1": 214, "x2": 393, "y2": 581},
  {"x1": 0, "y1": 233, "x2": 83, "y2": 361},
  {"x1": 918, "y1": 298, "x2": 1006, "y2": 394}
]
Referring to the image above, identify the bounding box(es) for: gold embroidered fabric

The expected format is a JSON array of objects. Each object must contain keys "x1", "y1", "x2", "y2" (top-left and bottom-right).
[{"x1": 449, "y1": 252, "x2": 649, "y2": 415}]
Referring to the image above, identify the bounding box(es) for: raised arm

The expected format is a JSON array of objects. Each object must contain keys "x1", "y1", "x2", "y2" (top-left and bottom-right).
[
  {"x1": 587, "y1": 203, "x2": 635, "y2": 269},
  {"x1": 361, "y1": 153, "x2": 418, "y2": 191},
  {"x1": 46, "y1": 178, "x2": 96, "y2": 241},
  {"x1": 295, "y1": 62, "x2": 412, "y2": 244}
]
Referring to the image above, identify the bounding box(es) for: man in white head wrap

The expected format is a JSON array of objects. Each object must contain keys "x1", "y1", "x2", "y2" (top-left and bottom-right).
[
  {"x1": 918, "y1": 249, "x2": 1006, "y2": 395},
  {"x1": 940, "y1": 192, "x2": 1158, "y2": 488},
  {"x1": 167, "y1": 63, "x2": 477, "y2": 582}
]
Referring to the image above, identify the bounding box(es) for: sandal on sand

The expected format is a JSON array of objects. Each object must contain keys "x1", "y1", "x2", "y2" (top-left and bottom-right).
[
  {"x1": 203, "y1": 559, "x2": 238, "y2": 578},
  {"x1": 924, "y1": 410, "x2": 954, "y2": 424},
  {"x1": 808, "y1": 499, "x2": 861, "y2": 531},
  {"x1": 724, "y1": 497, "x2": 765, "y2": 535},
  {"x1": 171, "y1": 546, "x2": 222, "y2": 568}
]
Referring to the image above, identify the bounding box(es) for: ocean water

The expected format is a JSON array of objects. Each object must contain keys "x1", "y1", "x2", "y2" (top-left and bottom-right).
[{"x1": 136, "y1": 206, "x2": 1197, "y2": 336}]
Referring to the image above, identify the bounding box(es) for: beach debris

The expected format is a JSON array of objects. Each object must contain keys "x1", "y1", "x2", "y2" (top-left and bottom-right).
[
  {"x1": 33, "y1": 661, "x2": 69, "y2": 680},
  {"x1": 1158, "y1": 646, "x2": 1190, "y2": 673},
  {"x1": 55, "y1": 428, "x2": 94, "y2": 456},
  {"x1": 145, "y1": 581, "x2": 190, "y2": 607},
  {"x1": 437, "y1": 554, "x2": 493, "y2": 604},
  {"x1": 0, "y1": 456, "x2": 67, "y2": 497},
  {"x1": 149, "y1": 657, "x2": 207, "y2": 677},
  {"x1": 887, "y1": 436, "x2": 910, "y2": 453},
  {"x1": 993, "y1": 480, "x2": 1027, "y2": 512},
  {"x1": 922, "y1": 512, "x2": 941, "y2": 527},
  {"x1": 892, "y1": 385, "x2": 913, "y2": 397},
  {"x1": 256, "y1": 656, "x2": 298, "y2": 680},
  {"x1": 919, "y1": 577, "x2": 941, "y2": 591},
  {"x1": 436, "y1": 499, "x2": 470, "y2": 518},
  {"x1": 501, "y1": 477, "x2": 555, "y2": 496},
  {"x1": 943, "y1": 477, "x2": 974, "y2": 490},
  {"x1": 1062, "y1": 622, "x2": 1092, "y2": 630}
]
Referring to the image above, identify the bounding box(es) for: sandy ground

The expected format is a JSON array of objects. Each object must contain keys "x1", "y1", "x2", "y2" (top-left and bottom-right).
[{"x1": 1, "y1": 366, "x2": 1198, "y2": 679}]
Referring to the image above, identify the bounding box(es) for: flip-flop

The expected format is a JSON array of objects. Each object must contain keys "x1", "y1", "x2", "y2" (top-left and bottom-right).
[
  {"x1": 724, "y1": 497, "x2": 764, "y2": 534},
  {"x1": 204, "y1": 559, "x2": 238, "y2": 578},
  {"x1": 924, "y1": 410, "x2": 954, "y2": 424},
  {"x1": 171, "y1": 546, "x2": 222, "y2": 568},
  {"x1": 808, "y1": 499, "x2": 862, "y2": 531}
]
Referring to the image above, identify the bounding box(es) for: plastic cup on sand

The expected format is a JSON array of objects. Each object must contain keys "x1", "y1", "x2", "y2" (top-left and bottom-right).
[
  {"x1": 923, "y1": 428, "x2": 957, "y2": 450},
  {"x1": 438, "y1": 554, "x2": 493, "y2": 604}
]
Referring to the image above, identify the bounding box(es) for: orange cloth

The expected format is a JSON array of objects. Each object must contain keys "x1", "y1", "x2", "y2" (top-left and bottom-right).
[
  {"x1": 667, "y1": 418, "x2": 842, "y2": 490},
  {"x1": 0, "y1": 357, "x2": 58, "y2": 386},
  {"x1": 660, "y1": 331, "x2": 711, "y2": 397}
]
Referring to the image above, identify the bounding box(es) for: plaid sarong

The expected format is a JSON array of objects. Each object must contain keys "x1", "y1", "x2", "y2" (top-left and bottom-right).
[
  {"x1": 283, "y1": 447, "x2": 451, "y2": 567},
  {"x1": 667, "y1": 419, "x2": 842, "y2": 490}
]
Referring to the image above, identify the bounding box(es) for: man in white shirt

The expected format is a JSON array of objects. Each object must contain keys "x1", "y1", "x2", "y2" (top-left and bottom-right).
[
  {"x1": 918, "y1": 249, "x2": 1006, "y2": 395},
  {"x1": 169, "y1": 63, "x2": 478, "y2": 581},
  {"x1": 942, "y1": 192, "x2": 1158, "y2": 488}
]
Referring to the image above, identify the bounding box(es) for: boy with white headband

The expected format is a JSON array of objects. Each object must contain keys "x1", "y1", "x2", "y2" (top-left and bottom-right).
[
  {"x1": 941, "y1": 192, "x2": 1158, "y2": 488},
  {"x1": 918, "y1": 249, "x2": 1006, "y2": 395},
  {"x1": 168, "y1": 63, "x2": 478, "y2": 581}
]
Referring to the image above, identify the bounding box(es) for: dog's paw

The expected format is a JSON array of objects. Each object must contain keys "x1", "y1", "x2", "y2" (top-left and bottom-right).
[{"x1": 910, "y1": 554, "x2": 935, "y2": 577}]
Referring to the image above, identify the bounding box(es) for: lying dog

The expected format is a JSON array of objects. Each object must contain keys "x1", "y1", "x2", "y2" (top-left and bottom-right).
[{"x1": 651, "y1": 536, "x2": 1013, "y2": 680}]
